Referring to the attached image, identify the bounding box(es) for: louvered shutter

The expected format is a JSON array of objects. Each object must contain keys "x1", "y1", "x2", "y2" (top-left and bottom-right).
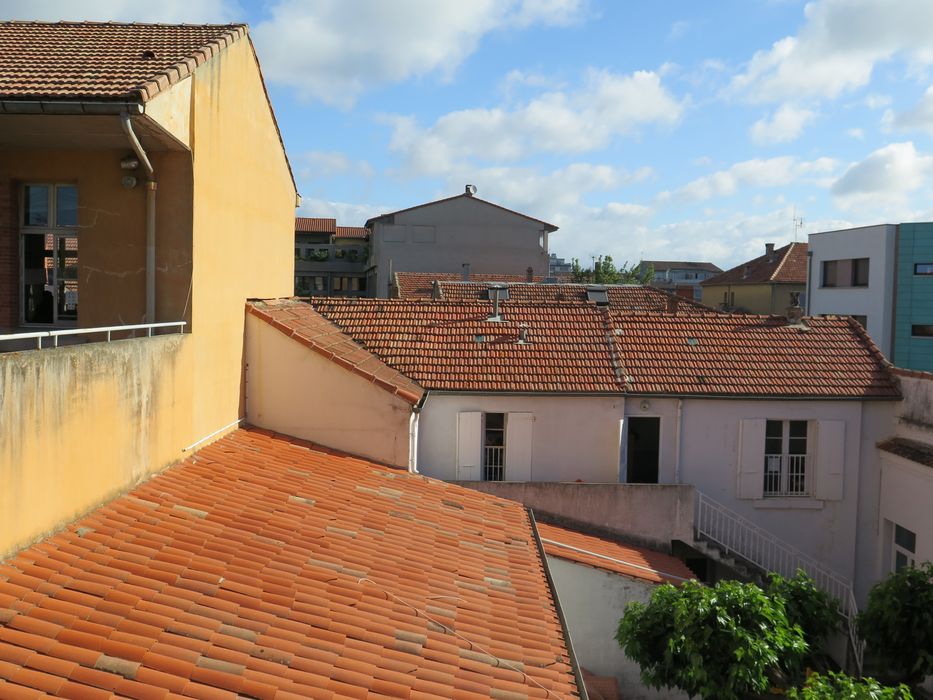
[
  {"x1": 737, "y1": 419, "x2": 766, "y2": 499},
  {"x1": 815, "y1": 420, "x2": 845, "y2": 501},
  {"x1": 505, "y1": 413, "x2": 534, "y2": 481},
  {"x1": 456, "y1": 412, "x2": 482, "y2": 480}
]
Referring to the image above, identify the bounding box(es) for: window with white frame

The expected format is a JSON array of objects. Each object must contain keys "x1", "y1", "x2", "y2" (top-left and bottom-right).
[
  {"x1": 456, "y1": 411, "x2": 533, "y2": 481},
  {"x1": 893, "y1": 523, "x2": 916, "y2": 573},
  {"x1": 482, "y1": 413, "x2": 505, "y2": 481},
  {"x1": 763, "y1": 420, "x2": 809, "y2": 496}
]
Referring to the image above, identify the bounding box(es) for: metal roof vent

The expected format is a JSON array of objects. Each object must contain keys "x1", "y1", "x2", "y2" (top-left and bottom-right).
[
  {"x1": 487, "y1": 285, "x2": 506, "y2": 322},
  {"x1": 585, "y1": 284, "x2": 609, "y2": 306},
  {"x1": 486, "y1": 283, "x2": 510, "y2": 301},
  {"x1": 141, "y1": 49, "x2": 157, "y2": 60},
  {"x1": 516, "y1": 324, "x2": 530, "y2": 344},
  {"x1": 431, "y1": 279, "x2": 441, "y2": 300}
]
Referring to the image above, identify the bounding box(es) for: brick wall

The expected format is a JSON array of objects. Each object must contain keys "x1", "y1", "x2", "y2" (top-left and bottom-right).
[{"x1": 0, "y1": 179, "x2": 17, "y2": 329}]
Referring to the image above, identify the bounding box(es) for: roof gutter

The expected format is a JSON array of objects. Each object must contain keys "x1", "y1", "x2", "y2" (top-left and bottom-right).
[
  {"x1": 120, "y1": 111, "x2": 157, "y2": 322},
  {"x1": 528, "y1": 509, "x2": 589, "y2": 700},
  {"x1": 0, "y1": 100, "x2": 144, "y2": 115}
]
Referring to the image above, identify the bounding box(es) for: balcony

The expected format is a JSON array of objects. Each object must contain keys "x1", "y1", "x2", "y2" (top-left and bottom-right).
[{"x1": 294, "y1": 244, "x2": 369, "y2": 274}]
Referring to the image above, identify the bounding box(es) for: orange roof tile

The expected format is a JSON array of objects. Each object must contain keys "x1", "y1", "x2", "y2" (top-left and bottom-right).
[
  {"x1": 294, "y1": 217, "x2": 336, "y2": 234},
  {"x1": 334, "y1": 226, "x2": 368, "y2": 239},
  {"x1": 310, "y1": 298, "x2": 622, "y2": 393},
  {"x1": 612, "y1": 312, "x2": 900, "y2": 398},
  {"x1": 701, "y1": 242, "x2": 808, "y2": 286},
  {"x1": 0, "y1": 428, "x2": 580, "y2": 699},
  {"x1": 0, "y1": 21, "x2": 247, "y2": 102},
  {"x1": 246, "y1": 299, "x2": 424, "y2": 405},
  {"x1": 536, "y1": 523, "x2": 694, "y2": 585}
]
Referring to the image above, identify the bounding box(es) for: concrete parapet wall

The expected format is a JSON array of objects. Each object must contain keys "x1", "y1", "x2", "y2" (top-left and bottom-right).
[{"x1": 456, "y1": 481, "x2": 695, "y2": 551}]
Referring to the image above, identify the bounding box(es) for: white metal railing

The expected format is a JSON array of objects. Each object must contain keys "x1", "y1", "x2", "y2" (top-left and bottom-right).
[
  {"x1": 0, "y1": 321, "x2": 186, "y2": 350},
  {"x1": 695, "y1": 491, "x2": 864, "y2": 674},
  {"x1": 764, "y1": 454, "x2": 809, "y2": 496},
  {"x1": 483, "y1": 445, "x2": 505, "y2": 481}
]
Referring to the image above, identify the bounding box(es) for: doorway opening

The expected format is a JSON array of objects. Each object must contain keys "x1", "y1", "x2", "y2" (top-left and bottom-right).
[{"x1": 627, "y1": 417, "x2": 660, "y2": 483}]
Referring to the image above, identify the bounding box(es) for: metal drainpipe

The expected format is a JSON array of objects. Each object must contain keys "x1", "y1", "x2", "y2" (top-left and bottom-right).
[
  {"x1": 120, "y1": 112, "x2": 157, "y2": 322},
  {"x1": 674, "y1": 398, "x2": 684, "y2": 483}
]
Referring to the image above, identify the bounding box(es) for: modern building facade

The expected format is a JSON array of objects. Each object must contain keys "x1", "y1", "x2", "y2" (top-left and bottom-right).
[
  {"x1": 701, "y1": 242, "x2": 807, "y2": 314},
  {"x1": 640, "y1": 260, "x2": 722, "y2": 300},
  {"x1": 293, "y1": 216, "x2": 369, "y2": 297},
  {"x1": 364, "y1": 186, "x2": 558, "y2": 297},
  {"x1": 807, "y1": 222, "x2": 933, "y2": 370}
]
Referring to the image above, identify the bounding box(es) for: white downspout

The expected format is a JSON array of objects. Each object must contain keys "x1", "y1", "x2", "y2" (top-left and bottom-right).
[
  {"x1": 121, "y1": 112, "x2": 157, "y2": 322},
  {"x1": 408, "y1": 409, "x2": 420, "y2": 473}
]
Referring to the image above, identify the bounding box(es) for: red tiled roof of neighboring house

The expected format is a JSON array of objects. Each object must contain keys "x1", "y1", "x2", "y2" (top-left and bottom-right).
[
  {"x1": 429, "y1": 281, "x2": 717, "y2": 314},
  {"x1": 295, "y1": 217, "x2": 336, "y2": 234},
  {"x1": 247, "y1": 299, "x2": 424, "y2": 405},
  {"x1": 611, "y1": 313, "x2": 900, "y2": 398},
  {"x1": 0, "y1": 428, "x2": 580, "y2": 699},
  {"x1": 536, "y1": 523, "x2": 695, "y2": 585},
  {"x1": 0, "y1": 21, "x2": 247, "y2": 102},
  {"x1": 311, "y1": 298, "x2": 622, "y2": 393},
  {"x1": 395, "y1": 272, "x2": 544, "y2": 298},
  {"x1": 367, "y1": 193, "x2": 559, "y2": 232},
  {"x1": 335, "y1": 226, "x2": 369, "y2": 239},
  {"x1": 701, "y1": 242, "x2": 808, "y2": 286},
  {"x1": 877, "y1": 436, "x2": 933, "y2": 469}
]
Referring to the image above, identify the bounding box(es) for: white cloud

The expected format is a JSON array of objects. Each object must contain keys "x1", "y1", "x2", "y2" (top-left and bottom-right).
[
  {"x1": 847, "y1": 127, "x2": 865, "y2": 139},
  {"x1": 831, "y1": 141, "x2": 933, "y2": 210},
  {"x1": 750, "y1": 104, "x2": 817, "y2": 144},
  {"x1": 300, "y1": 151, "x2": 374, "y2": 179},
  {"x1": 883, "y1": 86, "x2": 933, "y2": 135},
  {"x1": 865, "y1": 93, "x2": 892, "y2": 109},
  {"x1": 0, "y1": 0, "x2": 234, "y2": 21},
  {"x1": 386, "y1": 68, "x2": 683, "y2": 174},
  {"x1": 665, "y1": 156, "x2": 837, "y2": 202},
  {"x1": 252, "y1": 0, "x2": 587, "y2": 107},
  {"x1": 730, "y1": 0, "x2": 933, "y2": 103},
  {"x1": 668, "y1": 20, "x2": 689, "y2": 42}
]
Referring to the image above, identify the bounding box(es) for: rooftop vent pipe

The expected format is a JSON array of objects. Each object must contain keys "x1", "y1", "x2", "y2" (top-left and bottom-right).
[
  {"x1": 462, "y1": 263, "x2": 471, "y2": 281},
  {"x1": 488, "y1": 285, "x2": 504, "y2": 322},
  {"x1": 526, "y1": 266, "x2": 534, "y2": 282},
  {"x1": 517, "y1": 324, "x2": 529, "y2": 344},
  {"x1": 431, "y1": 279, "x2": 441, "y2": 300}
]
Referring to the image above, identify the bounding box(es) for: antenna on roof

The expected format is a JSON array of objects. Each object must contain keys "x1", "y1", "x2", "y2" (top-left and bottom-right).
[
  {"x1": 465, "y1": 184, "x2": 477, "y2": 196},
  {"x1": 792, "y1": 207, "x2": 803, "y2": 242}
]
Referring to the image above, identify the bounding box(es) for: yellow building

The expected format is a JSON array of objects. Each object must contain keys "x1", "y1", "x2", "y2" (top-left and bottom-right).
[
  {"x1": 701, "y1": 241, "x2": 808, "y2": 314},
  {"x1": 0, "y1": 22, "x2": 296, "y2": 557}
]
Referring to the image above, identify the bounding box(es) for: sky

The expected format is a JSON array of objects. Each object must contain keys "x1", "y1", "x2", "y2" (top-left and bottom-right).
[{"x1": 7, "y1": 0, "x2": 933, "y2": 269}]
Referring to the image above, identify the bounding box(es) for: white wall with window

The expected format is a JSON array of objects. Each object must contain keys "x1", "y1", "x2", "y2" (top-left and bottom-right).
[
  {"x1": 808, "y1": 224, "x2": 897, "y2": 357},
  {"x1": 879, "y1": 451, "x2": 933, "y2": 576},
  {"x1": 418, "y1": 394, "x2": 625, "y2": 483}
]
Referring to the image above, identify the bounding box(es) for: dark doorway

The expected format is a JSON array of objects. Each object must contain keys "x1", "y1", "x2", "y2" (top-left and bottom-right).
[{"x1": 627, "y1": 417, "x2": 660, "y2": 483}]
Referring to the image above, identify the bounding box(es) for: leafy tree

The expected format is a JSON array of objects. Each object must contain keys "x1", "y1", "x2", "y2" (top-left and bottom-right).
[
  {"x1": 570, "y1": 256, "x2": 653, "y2": 285},
  {"x1": 616, "y1": 579, "x2": 807, "y2": 700},
  {"x1": 787, "y1": 671, "x2": 912, "y2": 699},
  {"x1": 859, "y1": 562, "x2": 933, "y2": 682},
  {"x1": 767, "y1": 570, "x2": 841, "y2": 651}
]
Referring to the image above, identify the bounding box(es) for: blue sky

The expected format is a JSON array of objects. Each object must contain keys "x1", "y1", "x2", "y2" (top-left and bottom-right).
[{"x1": 9, "y1": 1, "x2": 933, "y2": 269}]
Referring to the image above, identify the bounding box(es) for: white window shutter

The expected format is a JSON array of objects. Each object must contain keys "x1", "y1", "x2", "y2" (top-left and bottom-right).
[
  {"x1": 505, "y1": 413, "x2": 534, "y2": 481},
  {"x1": 815, "y1": 420, "x2": 845, "y2": 501},
  {"x1": 456, "y1": 412, "x2": 482, "y2": 480},
  {"x1": 737, "y1": 419, "x2": 766, "y2": 499}
]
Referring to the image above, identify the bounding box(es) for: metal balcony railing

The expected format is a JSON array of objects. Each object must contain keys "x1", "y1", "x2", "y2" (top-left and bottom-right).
[
  {"x1": 695, "y1": 491, "x2": 864, "y2": 674},
  {"x1": 483, "y1": 446, "x2": 504, "y2": 481},
  {"x1": 764, "y1": 454, "x2": 809, "y2": 496},
  {"x1": 0, "y1": 321, "x2": 186, "y2": 350}
]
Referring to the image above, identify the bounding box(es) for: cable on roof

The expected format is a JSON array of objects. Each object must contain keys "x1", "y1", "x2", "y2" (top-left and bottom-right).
[{"x1": 355, "y1": 577, "x2": 569, "y2": 699}]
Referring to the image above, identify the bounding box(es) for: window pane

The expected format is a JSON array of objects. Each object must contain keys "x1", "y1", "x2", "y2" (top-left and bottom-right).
[
  {"x1": 23, "y1": 185, "x2": 50, "y2": 226},
  {"x1": 912, "y1": 325, "x2": 933, "y2": 337},
  {"x1": 765, "y1": 437, "x2": 783, "y2": 454},
  {"x1": 485, "y1": 413, "x2": 504, "y2": 430},
  {"x1": 895, "y1": 524, "x2": 916, "y2": 553},
  {"x1": 895, "y1": 551, "x2": 908, "y2": 572},
  {"x1": 56, "y1": 185, "x2": 78, "y2": 227},
  {"x1": 789, "y1": 421, "x2": 807, "y2": 438},
  {"x1": 822, "y1": 260, "x2": 838, "y2": 287},
  {"x1": 915, "y1": 263, "x2": 933, "y2": 275},
  {"x1": 766, "y1": 420, "x2": 783, "y2": 438},
  {"x1": 852, "y1": 258, "x2": 869, "y2": 286}
]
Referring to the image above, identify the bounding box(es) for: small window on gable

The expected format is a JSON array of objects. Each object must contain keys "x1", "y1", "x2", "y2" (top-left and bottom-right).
[
  {"x1": 893, "y1": 524, "x2": 916, "y2": 572},
  {"x1": 586, "y1": 285, "x2": 609, "y2": 305}
]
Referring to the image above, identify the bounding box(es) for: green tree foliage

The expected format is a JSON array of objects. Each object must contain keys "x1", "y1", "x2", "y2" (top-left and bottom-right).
[
  {"x1": 616, "y1": 579, "x2": 807, "y2": 700},
  {"x1": 570, "y1": 256, "x2": 653, "y2": 285},
  {"x1": 767, "y1": 570, "x2": 841, "y2": 651},
  {"x1": 787, "y1": 672, "x2": 913, "y2": 699},
  {"x1": 859, "y1": 562, "x2": 933, "y2": 682}
]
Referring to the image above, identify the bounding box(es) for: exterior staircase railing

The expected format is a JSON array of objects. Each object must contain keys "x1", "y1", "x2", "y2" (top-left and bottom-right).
[{"x1": 695, "y1": 491, "x2": 865, "y2": 674}]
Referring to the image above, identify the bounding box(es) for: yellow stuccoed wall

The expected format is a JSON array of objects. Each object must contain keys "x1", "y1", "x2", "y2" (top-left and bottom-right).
[
  {"x1": 0, "y1": 35, "x2": 295, "y2": 558},
  {"x1": 701, "y1": 283, "x2": 806, "y2": 314}
]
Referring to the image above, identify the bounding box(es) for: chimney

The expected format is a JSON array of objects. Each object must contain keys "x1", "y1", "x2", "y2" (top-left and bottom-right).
[
  {"x1": 765, "y1": 242, "x2": 775, "y2": 256},
  {"x1": 488, "y1": 287, "x2": 502, "y2": 322},
  {"x1": 526, "y1": 266, "x2": 534, "y2": 283},
  {"x1": 667, "y1": 295, "x2": 680, "y2": 314},
  {"x1": 462, "y1": 263, "x2": 471, "y2": 281},
  {"x1": 517, "y1": 324, "x2": 529, "y2": 344},
  {"x1": 431, "y1": 279, "x2": 441, "y2": 300},
  {"x1": 786, "y1": 291, "x2": 804, "y2": 324}
]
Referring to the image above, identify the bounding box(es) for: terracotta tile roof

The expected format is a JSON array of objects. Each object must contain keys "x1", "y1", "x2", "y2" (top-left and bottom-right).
[
  {"x1": 311, "y1": 298, "x2": 622, "y2": 393},
  {"x1": 334, "y1": 226, "x2": 369, "y2": 239},
  {"x1": 367, "y1": 193, "x2": 559, "y2": 232},
  {"x1": 701, "y1": 242, "x2": 808, "y2": 286},
  {"x1": 247, "y1": 299, "x2": 424, "y2": 405},
  {"x1": 0, "y1": 428, "x2": 580, "y2": 699},
  {"x1": 877, "y1": 436, "x2": 933, "y2": 469},
  {"x1": 0, "y1": 21, "x2": 247, "y2": 102},
  {"x1": 611, "y1": 313, "x2": 900, "y2": 398},
  {"x1": 536, "y1": 523, "x2": 694, "y2": 585},
  {"x1": 396, "y1": 274, "x2": 717, "y2": 314},
  {"x1": 294, "y1": 217, "x2": 336, "y2": 234},
  {"x1": 395, "y1": 272, "x2": 544, "y2": 299}
]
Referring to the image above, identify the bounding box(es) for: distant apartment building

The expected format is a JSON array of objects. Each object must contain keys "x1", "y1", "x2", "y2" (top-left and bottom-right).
[
  {"x1": 549, "y1": 252, "x2": 573, "y2": 277},
  {"x1": 294, "y1": 217, "x2": 369, "y2": 297},
  {"x1": 640, "y1": 260, "x2": 722, "y2": 300},
  {"x1": 364, "y1": 185, "x2": 557, "y2": 297},
  {"x1": 701, "y1": 242, "x2": 807, "y2": 314},
  {"x1": 808, "y1": 222, "x2": 933, "y2": 371}
]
